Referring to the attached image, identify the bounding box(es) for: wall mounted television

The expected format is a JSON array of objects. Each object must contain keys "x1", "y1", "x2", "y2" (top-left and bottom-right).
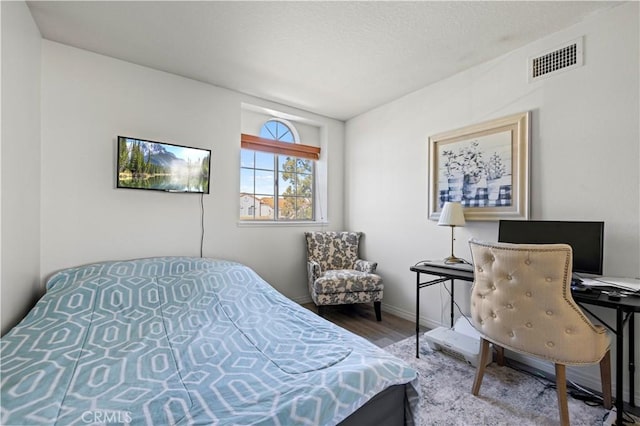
[
  {"x1": 117, "y1": 136, "x2": 211, "y2": 194},
  {"x1": 498, "y1": 220, "x2": 604, "y2": 276}
]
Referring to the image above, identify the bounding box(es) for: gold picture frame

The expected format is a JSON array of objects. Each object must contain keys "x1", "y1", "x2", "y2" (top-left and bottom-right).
[{"x1": 428, "y1": 111, "x2": 530, "y2": 221}]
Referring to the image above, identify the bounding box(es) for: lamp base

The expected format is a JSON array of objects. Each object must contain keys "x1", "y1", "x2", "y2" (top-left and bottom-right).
[{"x1": 443, "y1": 255, "x2": 465, "y2": 264}]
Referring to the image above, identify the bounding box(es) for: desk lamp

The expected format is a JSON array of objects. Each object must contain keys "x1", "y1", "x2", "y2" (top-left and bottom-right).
[{"x1": 438, "y1": 202, "x2": 466, "y2": 264}]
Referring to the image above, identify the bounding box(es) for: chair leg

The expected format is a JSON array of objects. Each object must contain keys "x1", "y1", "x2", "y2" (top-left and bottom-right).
[
  {"x1": 374, "y1": 301, "x2": 382, "y2": 321},
  {"x1": 600, "y1": 350, "x2": 612, "y2": 410},
  {"x1": 472, "y1": 338, "x2": 491, "y2": 395},
  {"x1": 317, "y1": 305, "x2": 325, "y2": 317},
  {"x1": 555, "y1": 364, "x2": 570, "y2": 426},
  {"x1": 495, "y1": 345, "x2": 505, "y2": 366}
]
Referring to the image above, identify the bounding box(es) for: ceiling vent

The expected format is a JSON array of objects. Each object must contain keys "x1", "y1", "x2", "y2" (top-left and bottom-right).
[{"x1": 529, "y1": 37, "x2": 583, "y2": 82}]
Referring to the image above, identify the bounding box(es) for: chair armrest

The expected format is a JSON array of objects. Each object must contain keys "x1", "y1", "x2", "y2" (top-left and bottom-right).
[
  {"x1": 355, "y1": 259, "x2": 377, "y2": 273},
  {"x1": 307, "y1": 260, "x2": 321, "y2": 282}
]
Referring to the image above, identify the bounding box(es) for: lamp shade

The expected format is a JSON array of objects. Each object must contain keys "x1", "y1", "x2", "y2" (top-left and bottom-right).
[{"x1": 438, "y1": 202, "x2": 466, "y2": 227}]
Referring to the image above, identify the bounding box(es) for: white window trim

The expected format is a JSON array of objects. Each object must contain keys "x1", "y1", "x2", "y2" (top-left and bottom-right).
[
  {"x1": 236, "y1": 220, "x2": 330, "y2": 228},
  {"x1": 239, "y1": 103, "x2": 329, "y2": 225}
]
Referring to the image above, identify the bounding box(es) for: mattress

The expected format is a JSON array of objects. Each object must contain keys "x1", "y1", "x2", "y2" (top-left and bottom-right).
[{"x1": 1, "y1": 257, "x2": 418, "y2": 425}]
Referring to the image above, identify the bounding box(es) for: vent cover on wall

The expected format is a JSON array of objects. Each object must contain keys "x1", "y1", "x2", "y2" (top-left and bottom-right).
[{"x1": 529, "y1": 37, "x2": 583, "y2": 82}]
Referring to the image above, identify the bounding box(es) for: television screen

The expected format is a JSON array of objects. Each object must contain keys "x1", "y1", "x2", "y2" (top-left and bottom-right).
[
  {"x1": 498, "y1": 220, "x2": 604, "y2": 275},
  {"x1": 117, "y1": 136, "x2": 211, "y2": 193}
]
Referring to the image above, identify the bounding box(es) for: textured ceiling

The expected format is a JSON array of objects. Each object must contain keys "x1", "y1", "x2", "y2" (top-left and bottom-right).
[{"x1": 27, "y1": 1, "x2": 619, "y2": 120}]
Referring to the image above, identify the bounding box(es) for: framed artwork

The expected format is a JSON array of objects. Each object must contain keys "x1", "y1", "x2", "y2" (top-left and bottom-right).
[{"x1": 428, "y1": 111, "x2": 530, "y2": 221}]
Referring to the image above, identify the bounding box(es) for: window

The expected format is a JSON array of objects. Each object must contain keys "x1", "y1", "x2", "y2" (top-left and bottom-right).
[
  {"x1": 240, "y1": 119, "x2": 320, "y2": 221},
  {"x1": 261, "y1": 120, "x2": 294, "y2": 143}
]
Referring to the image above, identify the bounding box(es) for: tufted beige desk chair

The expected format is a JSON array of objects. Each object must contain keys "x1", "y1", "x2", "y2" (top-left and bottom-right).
[{"x1": 468, "y1": 239, "x2": 612, "y2": 426}]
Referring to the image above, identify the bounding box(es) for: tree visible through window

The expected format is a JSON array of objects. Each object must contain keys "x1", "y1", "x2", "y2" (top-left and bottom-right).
[{"x1": 240, "y1": 120, "x2": 315, "y2": 221}]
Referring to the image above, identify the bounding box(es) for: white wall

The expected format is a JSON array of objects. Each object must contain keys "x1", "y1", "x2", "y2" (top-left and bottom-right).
[
  {"x1": 345, "y1": 3, "x2": 639, "y2": 399},
  {"x1": 0, "y1": 1, "x2": 42, "y2": 335},
  {"x1": 40, "y1": 41, "x2": 344, "y2": 305}
]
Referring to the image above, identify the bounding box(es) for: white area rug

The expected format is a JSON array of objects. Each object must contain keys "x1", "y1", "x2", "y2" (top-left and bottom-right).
[{"x1": 384, "y1": 336, "x2": 609, "y2": 426}]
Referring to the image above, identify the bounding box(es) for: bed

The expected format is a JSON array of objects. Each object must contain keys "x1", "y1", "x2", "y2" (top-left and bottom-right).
[{"x1": 0, "y1": 257, "x2": 418, "y2": 425}]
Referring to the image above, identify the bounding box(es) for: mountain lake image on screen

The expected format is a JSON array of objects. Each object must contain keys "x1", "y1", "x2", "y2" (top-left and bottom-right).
[{"x1": 117, "y1": 136, "x2": 211, "y2": 193}]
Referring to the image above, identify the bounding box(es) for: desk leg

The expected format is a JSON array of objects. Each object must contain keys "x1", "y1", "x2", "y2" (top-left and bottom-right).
[
  {"x1": 616, "y1": 308, "x2": 624, "y2": 426},
  {"x1": 450, "y1": 279, "x2": 455, "y2": 328},
  {"x1": 416, "y1": 273, "x2": 420, "y2": 359},
  {"x1": 630, "y1": 312, "x2": 635, "y2": 407}
]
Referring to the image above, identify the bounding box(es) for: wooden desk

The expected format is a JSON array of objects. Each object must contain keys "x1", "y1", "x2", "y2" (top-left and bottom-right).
[{"x1": 410, "y1": 261, "x2": 640, "y2": 426}]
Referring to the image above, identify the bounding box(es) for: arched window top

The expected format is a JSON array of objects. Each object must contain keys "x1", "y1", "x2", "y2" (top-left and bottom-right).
[
  {"x1": 259, "y1": 119, "x2": 300, "y2": 144},
  {"x1": 241, "y1": 118, "x2": 318, "y2": 161}
]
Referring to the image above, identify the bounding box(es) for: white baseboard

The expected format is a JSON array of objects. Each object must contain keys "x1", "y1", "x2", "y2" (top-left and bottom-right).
[
  {"x1": 506, "y1": 350, "x2": 640, "y2": 403},
  {"x1": 506, "y1": 351, "x2": 604, "y2": 394},
  {"x1": 381, "y1": 303, "x2": 444, "y2": 330}
]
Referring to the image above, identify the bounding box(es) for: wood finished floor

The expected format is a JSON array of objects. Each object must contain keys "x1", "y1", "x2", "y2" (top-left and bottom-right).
[{"x1": 301, "y1": 303, "x2": 427, "y2": 348}]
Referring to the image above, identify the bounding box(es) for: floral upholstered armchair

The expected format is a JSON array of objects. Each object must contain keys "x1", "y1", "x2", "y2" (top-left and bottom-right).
[{"x1": 304, "y1": 231, "x2": 384, "y2": 321}]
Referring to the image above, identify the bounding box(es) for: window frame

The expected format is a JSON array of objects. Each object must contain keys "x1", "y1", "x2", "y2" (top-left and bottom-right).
[{"x1": 239, "y1": 119, "x2": 320, "y2": 223}]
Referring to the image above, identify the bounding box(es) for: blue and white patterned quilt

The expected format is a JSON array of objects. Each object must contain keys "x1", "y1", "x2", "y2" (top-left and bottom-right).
[{"x1": 1, "y1": 257, "x2": 418, "y2": 425}]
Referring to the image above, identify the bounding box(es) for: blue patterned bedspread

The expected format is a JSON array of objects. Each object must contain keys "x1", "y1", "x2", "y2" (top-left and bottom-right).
[{"x1": 1, "y1": 257, "x2": 418, "y2": 425}]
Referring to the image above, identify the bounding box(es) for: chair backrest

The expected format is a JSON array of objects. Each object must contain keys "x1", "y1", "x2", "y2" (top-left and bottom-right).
[
  {"x1": 469, "y1": 239, "x2": 606, "y2": 364},
  {"x1": 305, "y1": 231, "x2": 361, "y2": 271}
]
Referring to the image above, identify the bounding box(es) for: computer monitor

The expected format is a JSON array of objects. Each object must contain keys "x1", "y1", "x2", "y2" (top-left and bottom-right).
[{"x1": 498, "y1": 220, "x2": 604, "y2": 276}]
